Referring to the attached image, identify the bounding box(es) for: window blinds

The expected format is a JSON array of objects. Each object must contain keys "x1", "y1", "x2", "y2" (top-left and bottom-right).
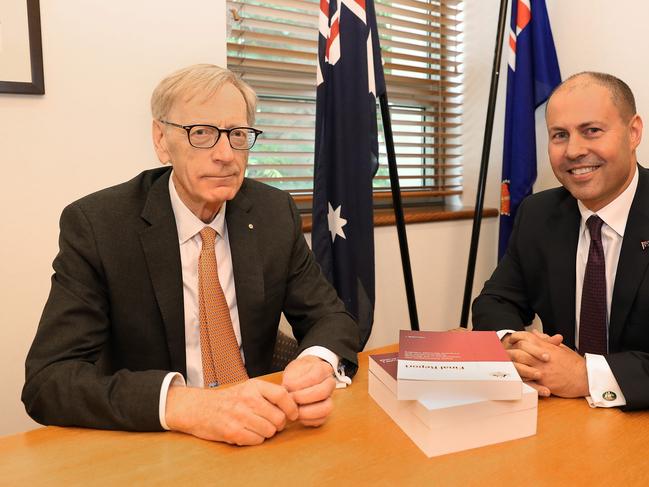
[{"x1": 227, "y1": 0, "x2": 463, "y2": 200}]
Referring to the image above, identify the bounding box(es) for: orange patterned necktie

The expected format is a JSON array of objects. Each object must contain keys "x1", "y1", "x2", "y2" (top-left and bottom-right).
[{"x1": 198, "y1": 227, "x2": 248, "y2": 387}]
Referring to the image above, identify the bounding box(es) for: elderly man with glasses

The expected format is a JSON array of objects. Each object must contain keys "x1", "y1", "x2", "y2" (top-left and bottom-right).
[{"x1": 22, "y1": 64, "x2": 360, "y2": 446}]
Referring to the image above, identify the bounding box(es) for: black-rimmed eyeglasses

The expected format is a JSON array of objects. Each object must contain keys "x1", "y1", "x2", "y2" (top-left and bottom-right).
[{"x1": 159, "y1": 120, "x2": 263, "y2": 150}]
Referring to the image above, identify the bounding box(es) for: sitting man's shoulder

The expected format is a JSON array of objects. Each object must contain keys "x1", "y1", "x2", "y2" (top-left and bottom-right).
[
  {"x1": 73, "y1": 167, "x2": 170, "y2": 206},
  {"x1": 236, "y1": 178, "x2": 295, "y2": 208},
  {"x1": 519, "y1": 185, "x2": 575, "y2": 216},
  {"x1": 63, "y1": 167, "x2": 171, "y2": 224},
  {"x1": 239, "y1": 177, "x2": 290, "y2": 197},
  {"x1": 526, "y1": 185, "x2": 572, "y2": 205}
]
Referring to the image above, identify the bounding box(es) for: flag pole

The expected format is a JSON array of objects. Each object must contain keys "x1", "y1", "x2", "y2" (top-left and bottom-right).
[
  {"x1": 379, "y1": 92, "x2": 419, "y2": 331},
  {"x1": 459, "y1": 0, "x2": 509, "y2": 327}
]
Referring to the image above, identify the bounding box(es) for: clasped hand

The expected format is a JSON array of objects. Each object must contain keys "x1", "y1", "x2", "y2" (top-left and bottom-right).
[
  {"x1": 502, "y1": 329, "x2": 589, "y2": 398},
  {"x1": 166, "y1": 355, "x2": 336, "y2": 446}
]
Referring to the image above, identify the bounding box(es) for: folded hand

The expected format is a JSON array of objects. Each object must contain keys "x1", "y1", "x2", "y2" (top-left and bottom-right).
[{"x1": 282, "y1": 355, "x2": 337, "y2": 427}]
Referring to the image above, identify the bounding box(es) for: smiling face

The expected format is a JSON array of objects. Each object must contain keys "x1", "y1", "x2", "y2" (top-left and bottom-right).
[
  {"x1": 153, "y1": 83, "x2": 249, "y2": 222},
  {"x1": 546, "y1": 79, "x2": 643, "y2": 212}
]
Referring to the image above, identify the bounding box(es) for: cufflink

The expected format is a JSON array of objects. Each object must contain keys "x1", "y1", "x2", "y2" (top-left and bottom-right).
[{"x1": 602, "y1": 391, "x2": 617, "y2": 401}]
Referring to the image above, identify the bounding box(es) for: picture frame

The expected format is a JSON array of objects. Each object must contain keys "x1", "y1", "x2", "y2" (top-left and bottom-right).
[{"x1": 0, "y1": 0, "x2": 44, "y2": 94}]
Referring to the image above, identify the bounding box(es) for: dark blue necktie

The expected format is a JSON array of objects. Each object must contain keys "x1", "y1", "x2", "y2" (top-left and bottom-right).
[{"x1": 579, "y1": 215, "x2": 608, "y2": 355}]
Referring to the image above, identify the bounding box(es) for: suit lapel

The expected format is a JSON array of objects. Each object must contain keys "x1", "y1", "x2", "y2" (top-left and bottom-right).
[
  {"x1": 226, "y1": 182, "x2": 264, "y2": 367},
  {"x1": 547, "y1": 192, "x2": 580, "y2": 348},
  {"x1": 139, "y1": 170, "x2": 186, "y2": 376},
  {"x1": 609, "y1": 166, "x2": 649, "y2": 350}
]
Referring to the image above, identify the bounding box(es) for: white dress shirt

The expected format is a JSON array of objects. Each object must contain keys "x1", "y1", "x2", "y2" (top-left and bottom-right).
[
  {"x1": 158, "y1": 173, "x2": 348, "y2": 429},
  {"x1": 575, "y1": 166, "x2": 637, "y2": 407}
]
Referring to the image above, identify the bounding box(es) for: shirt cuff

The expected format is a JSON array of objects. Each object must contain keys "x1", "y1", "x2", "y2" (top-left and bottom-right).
[
  {"x1": 159, "y1": 372, "x2": 186, "y2": 430},
  {"x1": 496, "y1": 329, "x2": 516, "y2": 340},
  {"x1": 298, "y1": 346, "x2": 351, "y2": 389},
  {"x1": 584, "y1": 353, "x2": 627, "y2": 408}
]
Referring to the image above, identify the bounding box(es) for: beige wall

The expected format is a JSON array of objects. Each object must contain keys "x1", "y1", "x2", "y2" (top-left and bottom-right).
[{"x1": 3, "y1": 0, "x2": 649, "y2": 436}]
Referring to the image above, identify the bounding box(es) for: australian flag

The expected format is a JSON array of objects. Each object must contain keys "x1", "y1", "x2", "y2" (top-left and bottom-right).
[
  {"x1": 312, "y1": 0, "x2": 385, "y2": 348},
  {"x1": 499, "y1": 0, "x2": 561, "y2": 259}
]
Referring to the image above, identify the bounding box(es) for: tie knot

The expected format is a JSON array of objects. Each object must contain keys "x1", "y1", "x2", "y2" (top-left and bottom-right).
[
  {"x1": 586, "y1": 215, "x2": 604, "y2": 242},
  {"x1": 199, "y1": 227, "x2": 217, "y2": 247}
]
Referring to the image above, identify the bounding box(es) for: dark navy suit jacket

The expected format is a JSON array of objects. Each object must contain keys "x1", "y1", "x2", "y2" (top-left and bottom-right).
[{"x1": 473, "y1": 165, "x2": 649, "y2": 410}]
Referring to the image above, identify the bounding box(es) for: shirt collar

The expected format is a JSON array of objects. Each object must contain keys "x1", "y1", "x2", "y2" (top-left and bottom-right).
[
  {"x1": 577, "y1": 165, "x2": 639, "y2": 237},
  {"x1": 168, "y1": 171, "x2": 226, "y2": 244}
]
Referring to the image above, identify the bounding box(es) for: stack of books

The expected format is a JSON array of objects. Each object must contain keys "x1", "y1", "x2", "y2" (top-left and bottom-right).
[{"x1": 368, "y1": 330, "x2": 538, "y2": 458}]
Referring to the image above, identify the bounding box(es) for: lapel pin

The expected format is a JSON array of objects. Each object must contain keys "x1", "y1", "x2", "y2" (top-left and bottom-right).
[
  {"x1": 641, "y1": 240, "x2": 649, "y2": 250},
  {"x1": 248, "y1": 223, "x2": 254, "y2": 230}
]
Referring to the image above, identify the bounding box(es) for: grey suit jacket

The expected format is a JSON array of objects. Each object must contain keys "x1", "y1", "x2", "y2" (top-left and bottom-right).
[
  {"x1": 472, "y1": 165, "x2": 649, "y2": 410},
  {"x1": 22, "y1": 168, "x2": 359, "y2": 430}
]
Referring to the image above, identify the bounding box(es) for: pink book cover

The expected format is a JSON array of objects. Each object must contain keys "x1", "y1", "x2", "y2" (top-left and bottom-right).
[
  {"x1": 370, "y1": 352, "x2": 398, "y2": 379},
  {"x1": 398, "y1": 330, "x2": 510, "y2": 362}
]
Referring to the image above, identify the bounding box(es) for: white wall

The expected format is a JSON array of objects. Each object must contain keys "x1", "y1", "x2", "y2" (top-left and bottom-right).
[
  {"x1": 536, "y1": 0, "x2": 649, "y2": 189},
  {"x1": 365, "y1": 219, "x2": 498, "y2": 349},
  {"x1": 369, "y1": 0, "x2": 649, "y2": 344},
  {"x1": 3, "y1": 0, "x2": 649, "y2": 436},
  {"x1": 0, "y1": 0, "x2": 226, "y2": 436}
]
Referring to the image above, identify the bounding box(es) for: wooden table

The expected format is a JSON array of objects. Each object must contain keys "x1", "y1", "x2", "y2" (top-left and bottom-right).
[{"x1": 2, "y1": 345, "x2": 648, "y2": 486}]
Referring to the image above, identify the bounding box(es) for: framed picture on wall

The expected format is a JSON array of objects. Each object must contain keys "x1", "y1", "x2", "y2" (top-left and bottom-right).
[{"x1": 0, "y1": 0, "x2": 44, "y2": 94}]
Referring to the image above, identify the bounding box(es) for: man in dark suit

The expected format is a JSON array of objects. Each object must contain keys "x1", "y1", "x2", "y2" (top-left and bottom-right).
[
  {"x1": 473, "y1": 72, "x2": 649, "y2": 410},
  {"x1": 22, "y1": 64, "x2": 360, "y2": 444}
]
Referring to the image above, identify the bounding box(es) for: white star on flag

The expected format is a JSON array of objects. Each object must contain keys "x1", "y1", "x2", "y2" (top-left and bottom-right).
[{"x1": 327, "y1": 202, "x2": 347, "y2": 242}]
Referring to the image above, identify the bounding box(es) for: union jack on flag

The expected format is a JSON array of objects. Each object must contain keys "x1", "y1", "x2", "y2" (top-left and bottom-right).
[
  {"x1": 312, "y1": 0, "x2": 385, "y2": 348},
  {"x1": 499, "y1": 0, "x2": 561, "y2": 259}
]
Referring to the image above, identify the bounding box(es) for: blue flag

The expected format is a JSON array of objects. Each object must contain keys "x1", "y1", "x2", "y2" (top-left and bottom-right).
[
  {"x1": 312, "y1": 0, "x2": 385, "y2": 348},
  {"x1": 499, "y1": 0, "x2": 561, "y2": 259}
]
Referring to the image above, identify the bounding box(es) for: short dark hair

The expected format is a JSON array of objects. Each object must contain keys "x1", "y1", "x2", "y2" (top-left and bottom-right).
[{"x1": 547, "y1": 71, "x2": 637, "y2": 121}]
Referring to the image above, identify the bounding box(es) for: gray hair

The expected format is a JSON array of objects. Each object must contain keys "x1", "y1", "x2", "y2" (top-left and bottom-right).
[{"x1": 151, "y1": 64, "x2": 257, "y2": 124}]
